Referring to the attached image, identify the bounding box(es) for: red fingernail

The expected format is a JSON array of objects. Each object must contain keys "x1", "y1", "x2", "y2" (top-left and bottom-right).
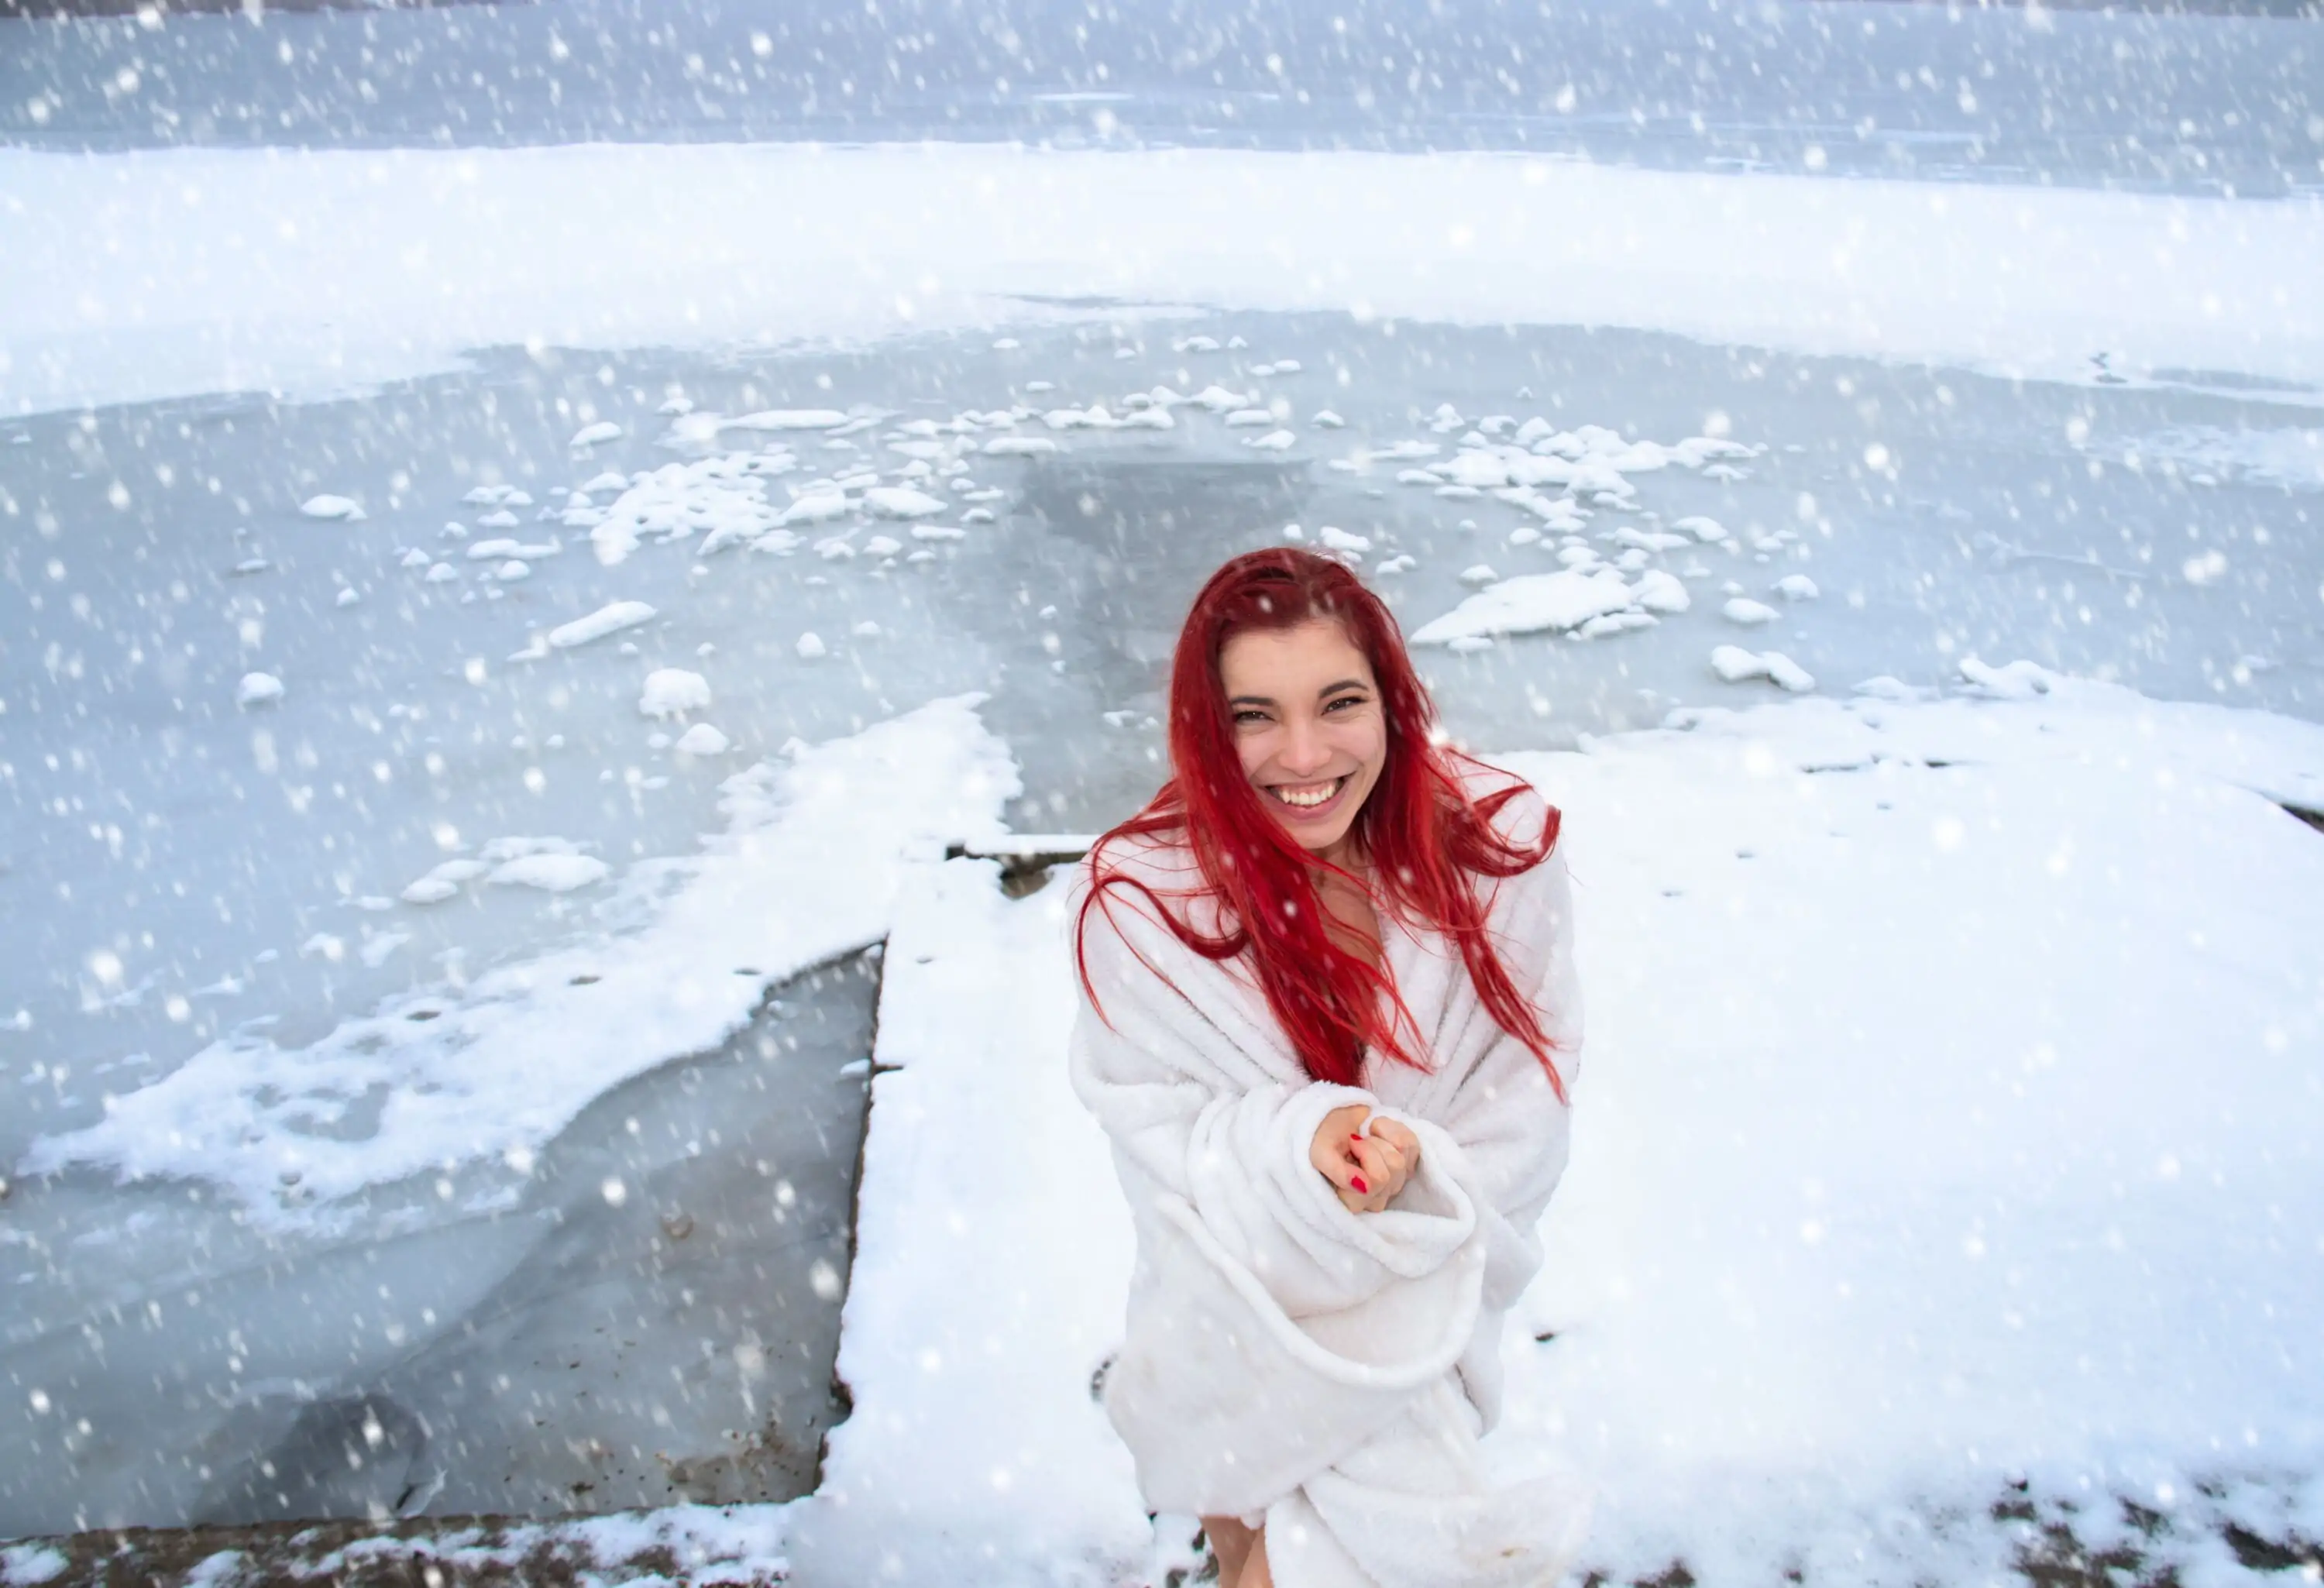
[
  {"x1": 1350, "y1": 1176, "x2": 1369, "y2": 1194},
  {"x1": 1351, "y1": 1133, "x2": 1365, "y2": 1142}
]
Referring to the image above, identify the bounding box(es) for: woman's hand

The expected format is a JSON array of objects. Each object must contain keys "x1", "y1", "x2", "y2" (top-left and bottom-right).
[{"x1": 1310, "y1": 1105, "x2": 1422, "y2": 1213}]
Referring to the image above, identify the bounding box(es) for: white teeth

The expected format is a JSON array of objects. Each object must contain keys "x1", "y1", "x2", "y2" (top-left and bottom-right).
[{"x1": 1274, "y1": 777, "x2": 1342, "y2": 809}]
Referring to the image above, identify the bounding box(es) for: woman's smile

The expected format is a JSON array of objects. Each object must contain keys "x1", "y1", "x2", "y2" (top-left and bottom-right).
[{"x1": 1266, "y1": 773, "x2": 1353, "y2": 813}]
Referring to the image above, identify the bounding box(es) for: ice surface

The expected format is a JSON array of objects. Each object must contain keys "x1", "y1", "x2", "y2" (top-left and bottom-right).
[
  {"x1": 15, "y1": 136, "x2": 2308, "y2": 416},
  {"x1": 19, "y1": 698, "x2": 1013, "y2": 1222}
]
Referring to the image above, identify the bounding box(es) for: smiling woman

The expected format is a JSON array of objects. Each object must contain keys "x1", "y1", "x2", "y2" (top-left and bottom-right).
[{"x1": 1067, "y1": 548, "x2": 1590, "y2": 1588}]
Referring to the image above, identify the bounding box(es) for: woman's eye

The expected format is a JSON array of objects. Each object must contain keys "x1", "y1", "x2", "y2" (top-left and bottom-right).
[
  {"x1": 1325, "y1": 695, "x2": 1366, "y2": 713},
  {"x1": 1233, "y1": 710, "x2": 1268, "y2": 726}
]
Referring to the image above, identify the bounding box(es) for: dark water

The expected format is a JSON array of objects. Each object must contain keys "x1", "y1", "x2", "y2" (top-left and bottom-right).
[
  {"x1": 1, "y1": 949, "x2": 878, "y2": 1531},
  {"x1": 3, "y1": 0, "x2": 2319, "y2": 197}
]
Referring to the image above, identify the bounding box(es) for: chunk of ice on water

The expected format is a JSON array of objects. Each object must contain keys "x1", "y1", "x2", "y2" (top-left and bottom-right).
[
  {"x1": 1631, "y1": 569, "x2": 1691, "y2": 614},
  {"x1": 400, "y1": 858, "x2": 491, "y2": 905},
  {"x1": 399, "y1": 548, "x2": 431, "y2": 569},
  {"x1": 796, "y1": 631, "x2": 829, "y2": 659},
  {"x1": 865, "y1": 486, "x2": 947, "y2": 519},
  {"x1": 1773, "y1": 574, "x2": 1821, "y2": 601},
  {"x1": 1312, "y1": 410, "x2": 1346, "y2": 428},
  {"x1": 569, "y1": 421, "x2": 624, "y2": 448},
  {"x1": 638, "y1": 669, "x2": 711, "y2": 720},
  {"x1": 488, "y1": 853, "x2": 610, "y2": 892},
  {"x1": 1710, "y1": 645, "x2": 1816, "y2": 692},
  {"x1": 1318, "y1": 526, "x2": 1370, "y2": 553},
  {"x1": 335, "y1": 586, "x2": 361, "y2": 607},
  {"x1": 1459, "y1": 564, "x2": 1499, "y2": 586},
  {"x1": 300, "y1": 494, "x2": 364, "y2": 521},
  {"x1": 235, "y1": 672, "x2": 284, "y2": 708},
  {"x1": 725, "y1": 408, "x2": 849, "y2": 432},
  {"x1": 1722, "y1": 597, "x2": 1781, "y2": 626},
  {"x1": 1243, "y1": 430, "x2": 1296, "y2": 452},
  {"x1": 548, "y1": 601, "x2": 657, "y2": 649},
  {"x1": 983, "y1": 437, "x2": 1061, "y2": 458}
]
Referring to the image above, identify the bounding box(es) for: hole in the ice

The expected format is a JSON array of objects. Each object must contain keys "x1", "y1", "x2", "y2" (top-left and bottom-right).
[
  {"x1": 404, "y1": 1009, "x2": 441, "y2": 1023},
  {"x1": 733, "y1": 967, "x2": 760, "y2": 977},
  {"x1": 569, "y1": 974, "x2": 600, "y2": 985}
]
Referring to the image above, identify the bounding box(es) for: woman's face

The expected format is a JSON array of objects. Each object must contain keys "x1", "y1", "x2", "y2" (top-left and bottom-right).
[{"x1": 1219, "y1": 616, "x2": 1387, "y2": 858}]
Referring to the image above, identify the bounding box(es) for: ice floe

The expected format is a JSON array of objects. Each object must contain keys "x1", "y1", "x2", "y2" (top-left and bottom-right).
[
  {"x1": 1410, "y1": 569, "x2": 1641, "y2": 644},
  {"x1": 1709, "y1": 644, "x2": 1817, "y2": 691},
  {"x1": 234, "y1": 672, "x2": 284, "y2": 708},
  {"x1": 546, "y1": 600, "x2": 657, "y2": 649},
  {"x1": 638, "y1": 669, "x2": 712, "y2": 720}
]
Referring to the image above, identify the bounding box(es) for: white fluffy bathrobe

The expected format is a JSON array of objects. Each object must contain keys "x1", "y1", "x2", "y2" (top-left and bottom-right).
[{"x1": 1067, "y1": 788, "x2": 1587, "y2": 1588}]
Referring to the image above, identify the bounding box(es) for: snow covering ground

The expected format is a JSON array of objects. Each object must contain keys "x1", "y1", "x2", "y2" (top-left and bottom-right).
[
  {"x1": 3, "y1": 142, "x2": 2322, "y2": 418},
  {"x1": 797, "y1": 670, "x2": 2324, "y2": 1586}
]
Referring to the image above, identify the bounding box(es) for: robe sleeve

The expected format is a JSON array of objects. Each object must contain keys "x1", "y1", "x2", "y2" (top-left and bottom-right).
[
  {"x1": 1068, "y1": 881, "x2": 1481, "y2": 1320},
  {"x1": 1371, "y1": 830, "x2": 1583, "y2": 1313}
]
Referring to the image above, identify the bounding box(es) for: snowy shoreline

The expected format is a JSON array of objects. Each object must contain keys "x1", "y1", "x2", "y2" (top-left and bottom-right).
[{"x1": 4, "y1": 139, "x2": 2320, "y2": 418}]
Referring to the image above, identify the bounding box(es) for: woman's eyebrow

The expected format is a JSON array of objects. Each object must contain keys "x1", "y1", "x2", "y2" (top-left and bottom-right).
[
  {"x1": 1318, "y1": 679, "x2": 1370, "y2": 697},
  {"x1": 1227, "y1": 693, "x2": 1277, "y2": 708}
]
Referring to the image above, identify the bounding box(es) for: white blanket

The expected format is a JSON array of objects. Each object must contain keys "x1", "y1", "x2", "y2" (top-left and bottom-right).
[{"x1": 1067, "y1": 783, "x2": 1590, "y2": 1588}]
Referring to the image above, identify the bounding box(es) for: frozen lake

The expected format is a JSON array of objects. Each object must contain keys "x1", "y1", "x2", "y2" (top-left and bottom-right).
[
  {"x1": 2, "y1": 0, "x2": 2321, "y2": 1553},
  {"x1": 4, "y1": 0, "x2": 2320, "y2": 198}
]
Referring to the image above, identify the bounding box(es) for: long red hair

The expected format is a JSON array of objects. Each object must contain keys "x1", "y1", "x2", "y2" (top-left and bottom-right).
[{"x1": 1074, "y1": 547, "x2": 1568, "y2": 1099}]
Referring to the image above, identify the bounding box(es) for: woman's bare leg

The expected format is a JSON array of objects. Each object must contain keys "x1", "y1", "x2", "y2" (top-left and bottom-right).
[
  {"x1": 1240, "y1": 1525, "x2": 1273, "y2": 1588},
  {"x1": 1200, "y1": 1516, "x2": 1254, "y2": 1586}
]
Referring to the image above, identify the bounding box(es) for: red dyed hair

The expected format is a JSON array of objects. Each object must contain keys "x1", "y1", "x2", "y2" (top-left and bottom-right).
[{"x1": 1075, "y1": 547, "x2": 1568, "y2": 1099}]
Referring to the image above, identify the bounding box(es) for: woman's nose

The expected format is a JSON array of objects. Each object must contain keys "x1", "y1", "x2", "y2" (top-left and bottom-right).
[{"x1": 1278, "y1": 717, "x2": 1332, "y2": 775}]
